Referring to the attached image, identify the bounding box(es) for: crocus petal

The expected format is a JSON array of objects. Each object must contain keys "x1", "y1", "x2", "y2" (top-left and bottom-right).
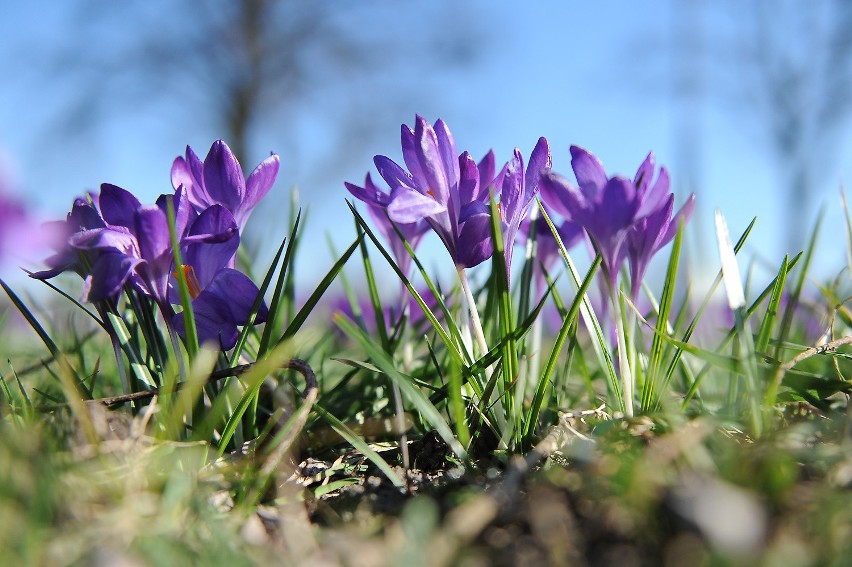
[
  {"x1": 202, "y1": 140, "x2": 246, "y2": 213},
  {"x1": 540, "y1": 171, "x2": 586, "y2": 222},
  {"x1": 400, "y1": 124, "x2": 425, "y2": 185},
  {"x1": 414, "y1": 116, "x2": 450, "y2": 204},
  {"x1": 242, "y1": 153, "x2": 279, "y2": 222},
  {"x1": 70, "y1": 227, "x2": 137, "y2": 254},
  {"x1": 84, "y1": 252, "x2": 141, "y2": 302},
  {"x1": 176, "y1": 268, "x2": 268, "y2": 350},
  {"x1": 387, "y1": 187, "x2": 447, "y2": 224},
  {"x1": 99, "y1": 183, "x2": 142, "y2": 228},
  {"x1": 633, "y1": 152, "x2": 655, "y2": 193},
  {"x1": 456, "y1": 208, "x2": 493, "y2": 268},
  {"x1": 433, "y1": 118, "x2": 460, "y2": 197},
  {"x1": 569, "y1": 146, "x2": 608, "y2": 200},
  {"x1": 660, "y1": 193, "x2": 696, "y2": 245},
  {"x1": 134, "y1": 206, "x2": 171, "y2": 263},
  {"x1": 525, "y1": 137, "x2": 551, "y2": 198},
  {"x1": 476, "y1": 150, "x2": 496, "y2": 199},
  {"x1": 171, "y1": 157, "x2": 194, "y2": 193},
  {"x1": 591, "y1": 176, "x2": 639, "y2": 238},
  {"x1": 637, "y1": 167, "x2": 671, "y2": 218},
  {"x1": 183, "y1": 205, "x2": 240, "y2": 287},
  {"x1": 457, "y1": 151, "x2": 480, "y2": 205},
  {"x1": 374, "y1": 155, "x2": 417, "y2": 194}
]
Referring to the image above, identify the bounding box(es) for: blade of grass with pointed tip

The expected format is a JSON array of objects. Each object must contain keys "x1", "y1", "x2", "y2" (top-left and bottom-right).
[
  {"x1": 258, "y1": 210, "x2": 301, "y2": 357},
  {"x1": 230, "y1": 236, "x2": 287, "y2": 365},
  {"x1": 641, "y1": 220, "x2": 684, "y2": 412},
  {"x1": 167, "y1": 200, "x2": 198, "y2": 361},
  {"x1": 538, "y1": 201, "x2": 622, "y2": 410},
  {"x1": 715, "y1": 210, "x2": 761, "y2": 436},
  {"x1": 347, "y1": 202, "x2": 469, "y2": 369},
  {"x1": 488, "y1": 197, "x2": 518, "y2": 444},
  {"x1": 279, "y1": 234, "x2": 363, "y2": 343},
  {"x1": 523, "y1": 255, "x2": 601, "y2": 445}
]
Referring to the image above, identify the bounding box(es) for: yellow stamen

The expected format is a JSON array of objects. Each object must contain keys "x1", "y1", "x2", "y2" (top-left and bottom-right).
[{"x1": 174, "y1": 265, "x2": 202, "y2": 299}]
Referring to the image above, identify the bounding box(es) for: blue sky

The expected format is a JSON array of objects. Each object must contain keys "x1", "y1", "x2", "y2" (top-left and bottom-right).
[{"x1": 2, "y1": 1, "x2": 850, "y2": 294}]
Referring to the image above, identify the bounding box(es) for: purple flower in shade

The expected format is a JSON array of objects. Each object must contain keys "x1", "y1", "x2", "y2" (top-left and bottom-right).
[
  {"x1": 374, "y1": 115, "x2": 495, "y2": 268},
  {"x1": 345, "y1": 172, "x2": 429, "y2": 278},
  {"x1": 623, "y1": 153, "x2": 695, "y2": 300},
  {"x1": 170, "y1": 139, "x2": 279, "y2": 231},
  {"x1": 171, "y1": 205, "x2": 269, "y2": 350},
  {"x1": 490, "y1": 137, "x2": 552, "y2": 275}
]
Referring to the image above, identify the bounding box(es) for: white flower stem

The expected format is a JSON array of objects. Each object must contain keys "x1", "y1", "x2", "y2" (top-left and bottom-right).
[
  {"x1": 457, "y1": 266, "x2": 489, "y2": 358},
  {"x1": 611, "y1": 290, "x2": 635, "y2": 417}
]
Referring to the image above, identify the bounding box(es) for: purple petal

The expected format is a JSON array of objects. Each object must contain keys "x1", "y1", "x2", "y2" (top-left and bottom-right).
[
  {"x1": 171, "y1": 157, "x2": 193, "y2": 192},
  {"x1": 569, "y1": 146, "x2": 608, "y2": 200},
  {"x1": 242, "y1": 153, "x2": 279, "y2": 224},
  {"x1": 177, "y1": 268, "x2": 268, "y2": 350},
  {"x1": 476, "y1": 150, "x2": 496, "y2": 199},
  {"x1": 540, "y1": 171, "x2": 586, "y2": 222},
  {"x1": 346, "y1": 173, "x2": 393, "y2": 208},
  {"x1": 99, "y1": 184, "x2": 142, "y2": 228},
  {"x1": 414, "y1": 116, "x2": 450, "y2": 204},
  {"x1": 633, "y1": 152, "x2": 655, "y2": 193},
  {"x1": 183, "y1": 205, "x2": 239, "y2": 286},
  {"x1": 456, "y1": 210, "x2": 493, "y2": 268},
  {"x1": 525, "y1": 137, "x2": 551, "y2": 197},
  {"x1": 70, "y1": 227, "x2": 137, "y2": 255},
  {"x1": 202, "y1": 140, "x2": 246, "y2": 213},
  {"x1": 433, "y1": 118, "x2": 460, "y2": 195},
  {"x1": 387, "y1": 187, "x2": 447, "y2": 224},
  {"x1": 457, "y1": 151, "x2": 480, "y2": 205},
  {"x1": 660, "y1": 193, "x2": 696, "y2": 245},
  {"x1": 637, "y1": 167, "x2": 672, "y2": 218},
  {"x1": 134, "y1": 206, "x2": 171, "y2": 264},
  {"x1": 374, "y1": 155, "x2": 417, "y2": 193},
  {"x1": 400, "y1": 123, "x2": 425, "y2": 185},
  {"x1": 84, "y1": 252, "x2": 141, "y2": 302}
]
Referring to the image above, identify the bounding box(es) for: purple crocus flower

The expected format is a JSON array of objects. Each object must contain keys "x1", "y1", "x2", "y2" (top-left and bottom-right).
[
  {"x1": 541, "y1": 146, "x2": 649, "y2": 290},
  {"x1": 374, "y1": 115, "x2": 494, "y2": 268},
  {"x1": 623, "y1": 154, "x2": 695, "y2": 300},
  {"x1": 66, "y1": 184, "x2": 206, "y2": 305},
  {"x1": 490, "y1": 137, "x2": 551, "y2": 275},
  {"x1": 345, "y1": 172, "x2": 429, "y2": 278},
  {"x1": 171, "y1": 205, "x2": 269, "y2": 350},
  {"x1": 170, "y1": 139, "x2": 280, "y2": 231}
]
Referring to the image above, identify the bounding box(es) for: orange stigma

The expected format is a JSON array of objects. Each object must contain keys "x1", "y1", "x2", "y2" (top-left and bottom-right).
[{"x1": 174, "y1": 265, "x2": 202, "y2": 299}]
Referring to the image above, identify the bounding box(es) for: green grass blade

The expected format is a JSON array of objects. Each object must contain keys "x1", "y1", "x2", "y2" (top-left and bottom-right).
[
  {"x1": 641, "y1": 219, "x2": 684, "y2": 412},
  {"x1": 230, "y1": 236, "x2": 288, "y2": 364},
  {"x1": 312, "y1": 403, "x2": 405, "y2": 488},
  {"x1": 167, "y1": 200, "x2": 198, "y2": 360},
  {"x1": 538, "y1": 201, "x2": 622, "y2": 410},
  {"x1": 523, "y1": 255, "x2": 600, "y2": 445},
  {"x1": 336, "y1": 314, "x2": 467, "y2": 460},
  {"x1": 279, "y1": 233, "x2": 363, "y2": 342},
  {"x1": 259, "y1": 209, "x2": 301, "y2": 356}
]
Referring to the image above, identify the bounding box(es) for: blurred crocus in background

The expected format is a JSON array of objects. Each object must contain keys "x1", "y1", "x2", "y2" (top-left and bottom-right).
[{"x1": 0, "y1": 159, "x2": 50, "y2": 271}]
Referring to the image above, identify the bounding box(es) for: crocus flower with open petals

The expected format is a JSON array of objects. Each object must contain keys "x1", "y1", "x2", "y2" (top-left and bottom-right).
[
  {"x1": 374, "y1": 115, "x2": 494, "y2": 268},
  {"x1": 170, "y1": 140, "x2": 279, "y2": 231},
  {"x1": 541, "y1": 146, "x2": 650, "y2": 290},
  {"x1": 624, "y1": 154, "x2": 695, "y2": 300},
  {"x1": 171, "y1": 205, "x2": 269, "y2": 349}
]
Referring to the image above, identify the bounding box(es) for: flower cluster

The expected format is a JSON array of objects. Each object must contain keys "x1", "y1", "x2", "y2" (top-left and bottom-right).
[
  {"x1": 541, "y1": 146, "x2": 695, "y2": 300},
  {"x1": 347, "y1": 116, "x2": 695, "y2": 303},
  {"x1": 346, "y1": 115, "x2": 548, "y2": 272},
  {"x1": 33, "y1": 140, "x2": 275, "y2": 350}
]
